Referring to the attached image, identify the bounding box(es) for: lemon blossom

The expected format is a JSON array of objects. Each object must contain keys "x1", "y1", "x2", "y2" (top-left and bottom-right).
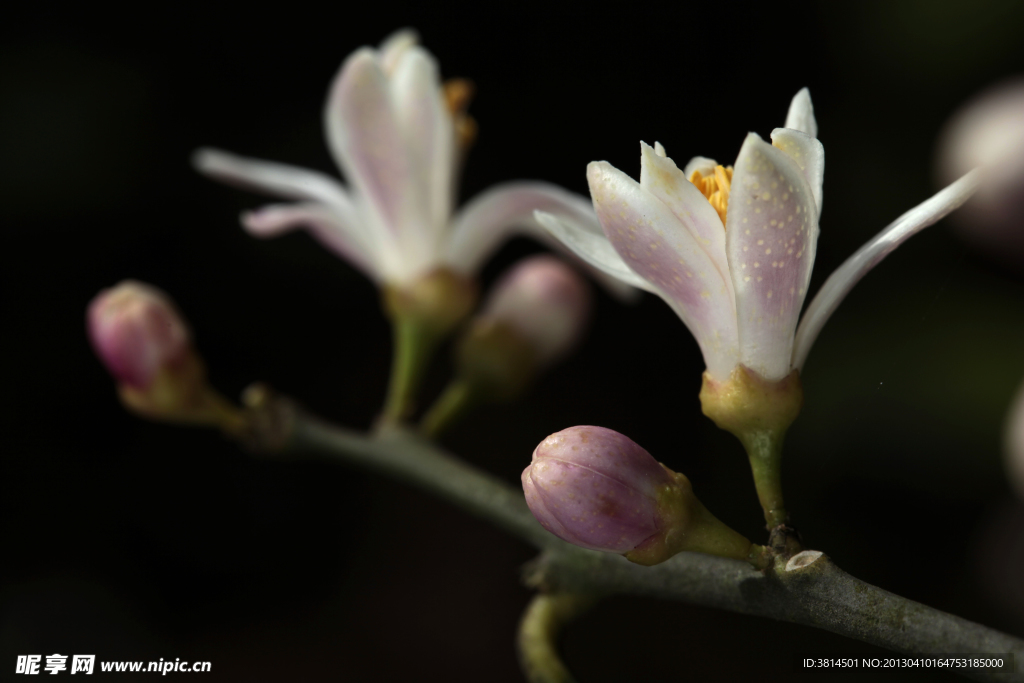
[
  {"x1": 536, "y1": 89, "x2": 981, "y2": 384},
  {"x1": 193, "y1": 30, "x2": 619, "y2": 293}
]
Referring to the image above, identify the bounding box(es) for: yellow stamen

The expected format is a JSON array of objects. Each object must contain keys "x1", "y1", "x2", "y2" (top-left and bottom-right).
[
  {"x1": 443, "y1": 79, "x2": 477, "y2": 154},
  {"x1": 688, "y1": 165, "x2": 733, "y2": 227}
]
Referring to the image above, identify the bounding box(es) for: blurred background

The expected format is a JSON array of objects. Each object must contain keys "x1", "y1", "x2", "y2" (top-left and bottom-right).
[{"x1": 4, "y1": 1, "x2": 1024, "y2": 681}]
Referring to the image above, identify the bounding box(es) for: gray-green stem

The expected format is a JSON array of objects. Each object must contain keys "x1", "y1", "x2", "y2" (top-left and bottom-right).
[{"x1": 266, "y1": 402, "x2": 1022, "y2": 682}]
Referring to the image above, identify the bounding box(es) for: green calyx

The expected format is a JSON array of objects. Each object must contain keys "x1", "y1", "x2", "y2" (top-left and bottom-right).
[
  {"x1": 380, "y1": 269, "x2": 478, "y2": 423},
  {"x1": 118, "y1": 352, "x2": 245, "y2": 435},
  {"x1": 699, "y1": 365, "x2": 803, "y2": 529},
  {"x1": 624, "y1": 468, "x2": 765, "y2": 568}
]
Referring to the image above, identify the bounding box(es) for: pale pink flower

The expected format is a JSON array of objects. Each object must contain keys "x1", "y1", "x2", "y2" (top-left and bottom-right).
[
  {"x1": 194, "y1": 30, "x2": 627, "y2": 295},
  {"x1": 538, "y1": 89, "x2": 981, "y2": 382}
]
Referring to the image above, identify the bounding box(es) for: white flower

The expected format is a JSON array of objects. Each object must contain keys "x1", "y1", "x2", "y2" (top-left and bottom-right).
[
  {"x1": 537, "y1": 89, "x2": 981, "y2": 382},
  {"x1": 194, "y1": 30, "x2": 616, "y2": 291}
]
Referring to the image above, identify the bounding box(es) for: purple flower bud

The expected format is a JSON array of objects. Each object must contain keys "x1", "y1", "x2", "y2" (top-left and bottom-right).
[
  {"x1": 937, "y1": 78, "x2": 1024, "y2": 263},
  {"x1": 482, "y1": 256, "x2": 590, "y2": 366},
  {"x1": 1007, "y1": 378, "x2": 1024, "y2": 500},
  {"x1": 87, "y1": 281, "x2": 190, "y2": 389},
  {"x1": 522, "y1": 426, "x2": 677, "y2": 553}
]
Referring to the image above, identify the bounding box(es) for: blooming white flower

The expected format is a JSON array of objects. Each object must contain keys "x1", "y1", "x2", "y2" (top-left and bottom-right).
[
  {"x1": 193, "y1": 30, "x2": 620, "y2": 293},
  {"x1": 537, "y1": 89, "x2": 981, "y2": 382}
]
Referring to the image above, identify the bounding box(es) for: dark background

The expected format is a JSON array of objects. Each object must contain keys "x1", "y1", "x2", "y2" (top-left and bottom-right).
[{"x1": 4, "y1": 2, "x2": 1024, "y2": 681}]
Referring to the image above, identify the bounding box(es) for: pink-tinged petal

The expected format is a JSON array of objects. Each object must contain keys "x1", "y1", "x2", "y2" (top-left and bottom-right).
[
  {"x1": 1006, "y1": 378, "x2": 1024, "y2": 500},
  {"x1": 391, "y1": 46, "x2": 453, "y2": 244},
  {"x1": 523, "y1": 426, "x2": 675, "y2": 553},
  {"x1": 534, "y1": 210, "x2": 652, "y2": 296},
  {"x1": 241, "y1": 203, "x2": 378, "y2": 280},
  {"x1": 528, "y1": 458, "x2": 659, "y2": 553},
  {"x1": 683, "y1": 156, "x2": 719, "y2": 178},
  {"x1": 771, "y1": 128, "x2": 824, "y2": 217},
  {"x1": 325, "y1": 48, "x2": 423, "y2": 247},
  {"x1": 378, "y1": 29, "x2": 418, "y2": 74},
  {"x1": 446, "y1": 181, "x2": 641, "y2": 300},
  {"x1": 522, "y1": 468, "x2": 583, "y2": 545},
  {"x1": 192, "y1": 148, "x2": 353, "y2": 212},
  {"x1": 588, "y1": 161, "x2": 739, "y2": 379},
  {"x1": 726, "y1": 133, "x2": 819, "y2": 381},
  {"x1": 639, "y1": 142, "x2": 732, "y2": 292},
  {"x1": 784, "y1": 88, "x2": 817, "y2": 139},
  {"x1": 792, "y1": 169, "x2": 982, "y2": 371}
]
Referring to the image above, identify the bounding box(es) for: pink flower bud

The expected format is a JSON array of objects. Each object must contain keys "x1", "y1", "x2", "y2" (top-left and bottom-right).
[
  {"x1": 1007, "y1": 379, "x2": 1024, "y2": 500},
  {"x1": 87, "y1": 281, "x2": 191, "y2": 389},
  {"x1": 936, "y1": 78, "x2": 1024, "y2": 263},
  {"x1": 522, "y1": 426, "x2": 677, "y2": 553},
  {"x1": 482, "y1": 256, "x2": 590, "y2": 366}
]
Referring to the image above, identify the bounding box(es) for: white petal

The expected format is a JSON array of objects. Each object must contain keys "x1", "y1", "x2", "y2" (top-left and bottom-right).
[
  {"x1": 792, "y1": 168, "x2": 983, "y2": 370},
  {"x1": 446, "y1": 182, "x2": 640, "y2": 299},
  {"x1": 639, "y1": 142, "x2": 733, "y2": 294},
  {"x1": 379, "y1": 29, "x2": 419, "y2": 74},
  {"x1": 771, "y1": 128, "x2": 824, "y2": 217},
  {"x1": 534, "y1": 210, "x2": 654, "y2": 294},
  {"x1": 324, "y1": 48, "x2": 423, "y2": 252},
  {"x1": 784, "y1": 88, "x2": 817, "y2": 139},
  {"x1": 653, "y1": 141, "x2": 667, "y2": 157},
  {"x1": 391, "y1": 46, "x2": 453, "y2": 248},
  {"x1": 726, "y1": 133, "x2": 819, "y2": 381},
  {"x1": 683, "y1": 156, "x2": 719, "y2": 178},
  {"x1": 588, "y1": 161, "x2": 739, "y2": 379},
  {"x1": 192, "y1": 148, "x2": 353, "y2": 212},
  {"x1": 241, "y1": 203, "x2": 378, "y2": 279}
]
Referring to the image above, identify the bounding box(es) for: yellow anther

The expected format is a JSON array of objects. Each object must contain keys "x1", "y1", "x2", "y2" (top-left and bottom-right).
[
  {"x1": 689, "y1": 165, "x2": 733, "y2": 227},
  {"x1": 443, "y1": 79, "x2": 477, "y2": 154}
]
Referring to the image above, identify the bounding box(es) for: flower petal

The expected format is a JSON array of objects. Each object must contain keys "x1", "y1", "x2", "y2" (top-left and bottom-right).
[
  {"x1": 192, "y1": 148, "x2": 353, "y2": 212},
  {"x1": 379, "y1": 29, "x2": 418, "y2": 74},
  {"x1": 771, "y1": 128, "x2": 824, "y2": 217},
  {"x1": 535, "y1": 210, "x2": 653, "y2": 295},
  {"x1": 241, "y1": 203, "x2": 378, "y2": 279},
  {"x1": 639, "y1": 142, "x2": 733, "y2": 293},
  {"x1": 446, "y1": 181, "x2": 641, "y2": 299},
  {"x1": 325, "y1": 48, "x2": 424, "y2": 252},
  {"x1": 390, "y1": 46, "x2": 454, "y2": 248},
  {"x1": 589, "y1": 161, "x2": 739, "y2": 379},
  {"x1": 792, "y1": 168, "x2": 983, "y2": 370},
  {"x1": 784, "y1": 88, "x2": 817, "y2": 139},
  {"x1": 726, "y1": 133, "x2": 819, "y2": 380}
]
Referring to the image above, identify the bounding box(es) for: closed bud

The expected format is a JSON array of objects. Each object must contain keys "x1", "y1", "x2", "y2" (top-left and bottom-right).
[
  {"x1": 457, "y1": 256, "x2": 590, "y2": 400},
  {"x1": 522, "y1": 426, "x2": 760, "y2": 566},
  {"x1": 937, "y1": 78, "x2": 1024, "y2": 264},
  {"x1": 87, "y1": 281, "x2": 241, "y2": 431},
  {"x1": 1007, "y1": 379, "x2": 1024, "y2": 500}
]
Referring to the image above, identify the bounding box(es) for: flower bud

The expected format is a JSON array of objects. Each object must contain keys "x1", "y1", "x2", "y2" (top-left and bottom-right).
[
  {"x1": 87, "y1": 281, "x2": 241, "y2": 430},
  {"x1": 522, "y1": 426, "x2": 758, "y2": 566},
  {"x1": 88, "y1": 281, "x2": 190, "y2": 389},
  {"x1": 1006, "y1": 378, "x2": 1024, "y2": 500},
  {"x1": 482, "y1": 255, "x2": 590, "y2": 366},
  {"x1": 456, "y1": 256, "x2": 590, "y2": 400},
  {"x1": 936, "y1": 78, "x2": 1024, "y2": 263}
]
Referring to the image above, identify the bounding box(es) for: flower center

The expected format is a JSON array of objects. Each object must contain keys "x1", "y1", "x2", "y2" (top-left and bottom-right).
[{"x1": 689, "y1": 165, "x2": 733, "y2": 226}]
